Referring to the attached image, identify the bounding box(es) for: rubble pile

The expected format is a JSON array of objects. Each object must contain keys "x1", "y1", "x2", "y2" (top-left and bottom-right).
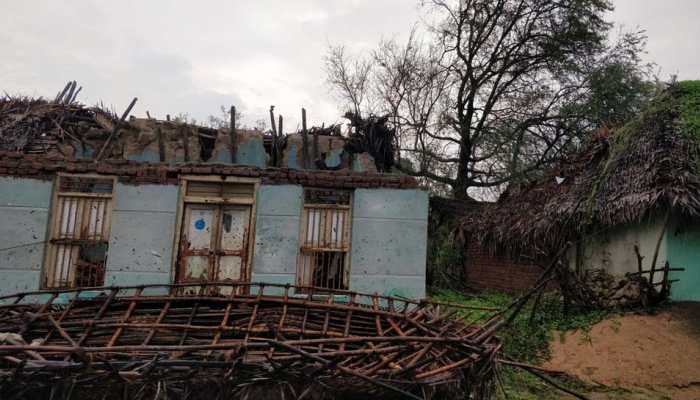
[
  {"x1": 558, "y1": 267, "x2": 669, "y2": 309},
  {"x1": 0, "y1": 96, "x2": 119, "y2": 157}
]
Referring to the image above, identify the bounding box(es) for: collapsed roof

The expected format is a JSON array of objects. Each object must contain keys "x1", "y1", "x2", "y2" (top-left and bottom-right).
[
  {"x1": 0, "y1": 283, "x2": 501, "y2": 400},
  {"x1": 463, "y1": 81, "x2": 700, "y2": 254},
  {"x1": 0, "y1": 86, "x2": 395, "y2": 173}
]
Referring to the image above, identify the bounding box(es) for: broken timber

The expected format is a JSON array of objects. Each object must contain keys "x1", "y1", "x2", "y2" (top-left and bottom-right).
[{"x1": 0, "y1": 283, "x2": 502, "y2": 400}]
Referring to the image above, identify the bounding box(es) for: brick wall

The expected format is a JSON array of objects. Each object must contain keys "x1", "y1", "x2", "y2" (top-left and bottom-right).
[
  {"x1": 0, "y1": 151, "x2": 418, "y2": 189},
  {"x1": 465, "y1": 241, "x2": 546, "y2": 293}
]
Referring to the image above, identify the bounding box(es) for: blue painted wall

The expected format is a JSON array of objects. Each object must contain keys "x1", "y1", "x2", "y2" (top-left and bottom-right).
[
  {"x1": 0, "y1": 177, "x2": 53, "y2": 295},
  {"x1": 666, "y1": 216, "x2": 700, "y2": 302},
  {"x1": 236, "y1": 135, "x2": 267, "y2": 168},
  {"x1": 0, "y1": 176, "x2": 429, "y2": 300},
  {"x1": 349, "y1": 189, "x2": 428, "y2": 299},
  {"x1": 250, "y1": 185, "x2": 303, "y2": 295},
  {"x1": 105, "y1": 184, "x2": 178, "y2": 287}
]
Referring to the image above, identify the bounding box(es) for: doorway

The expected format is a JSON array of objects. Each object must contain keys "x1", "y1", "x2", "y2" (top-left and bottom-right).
[{"x1": 175, "y1": 178, "x2": 257, "y2": 294}]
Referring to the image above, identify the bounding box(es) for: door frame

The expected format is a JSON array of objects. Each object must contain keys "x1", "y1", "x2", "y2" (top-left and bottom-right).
[{"x1": 171, "y1": 175, "x2": 259, "y2": 290}]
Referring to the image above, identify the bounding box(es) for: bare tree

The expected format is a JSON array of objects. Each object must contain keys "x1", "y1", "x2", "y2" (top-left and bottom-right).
[
  {"x1": 325, "y1": 46, "x2": 374, "y2": 118},
  {"x1": 327, "y1": 0, "x2": 651, "y2": 199}
]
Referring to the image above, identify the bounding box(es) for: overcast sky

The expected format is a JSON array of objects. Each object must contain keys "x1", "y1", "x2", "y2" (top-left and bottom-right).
[{"x1": 2, "y1": 1, "x2": 699, "y2": 131}]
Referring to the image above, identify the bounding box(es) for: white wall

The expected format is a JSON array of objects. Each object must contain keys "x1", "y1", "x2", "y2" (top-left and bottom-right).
[{"x1": 569, "y1": 216, "x2": 668, "y2": 283}]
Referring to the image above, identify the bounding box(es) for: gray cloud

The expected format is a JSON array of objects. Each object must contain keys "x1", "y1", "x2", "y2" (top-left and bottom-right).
[{"x1": 2, "y1": 1, "x2": 698, "y2": 131}]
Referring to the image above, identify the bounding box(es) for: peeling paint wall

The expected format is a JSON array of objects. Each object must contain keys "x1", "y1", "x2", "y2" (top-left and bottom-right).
[
  {"x1": 104, "y1": 183, "x2": 178, "y2": 287},
  {"x1": 235, "y1": 132, "x2": 267, "y2": 168},
  {"x1": 349, "y1": 189, "x2": 428, "y2": 299},
  {"x1": 0, "y1": 177, "x2": 52, "y2": 295},
  {"x1": 250, "y1": 185, "x2": 302, "y2": 295},
  {"x1": 249, "y1": 186, "x2": 429, "y2": 298}
]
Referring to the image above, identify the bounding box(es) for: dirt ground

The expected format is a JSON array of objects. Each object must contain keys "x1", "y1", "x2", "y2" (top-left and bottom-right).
[{"x1": 544, "y1": 303, "x2": 700, "y2": 400}]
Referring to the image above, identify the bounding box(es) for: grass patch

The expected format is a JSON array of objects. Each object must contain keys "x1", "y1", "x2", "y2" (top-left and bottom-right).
[
  {"x1": 430, "y1": 288, "x2": 617, "y2": 399},
  {"x1": 430, "y1": 288, "x2": 613, "y2": 362}
]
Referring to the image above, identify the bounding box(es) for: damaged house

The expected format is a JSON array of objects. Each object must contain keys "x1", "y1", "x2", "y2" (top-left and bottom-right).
[
  {"x1": 462, "y1": 81, "x2": 700, "y2": 302},
  {"x1": 0, "y1": 93, "x2": 428, "y2": 299},
  {"x1": 0, "y1": 91, "x2": 511, "y2": 400}
]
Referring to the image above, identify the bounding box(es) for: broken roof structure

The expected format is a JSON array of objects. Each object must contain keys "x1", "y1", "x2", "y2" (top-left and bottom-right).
[
  {"x1": 0, "y1": 283, "x2": 502, "y2": 400},
  {"x1": 462, "y1": 81, "x2": 700, "y2": 301}
]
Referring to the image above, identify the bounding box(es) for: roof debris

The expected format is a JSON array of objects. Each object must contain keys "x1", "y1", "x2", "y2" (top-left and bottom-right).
[{"x1": 0, "y1": 283, "x2": 502, "y2": 400}]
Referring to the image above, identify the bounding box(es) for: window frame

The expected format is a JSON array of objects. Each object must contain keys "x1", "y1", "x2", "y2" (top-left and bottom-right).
[
  {"x1": 296, "y1": 188, "x2": 353, "y2": 291},
  {"x1": 42, "y1": 173, "x2": 117, "y2": 289}
]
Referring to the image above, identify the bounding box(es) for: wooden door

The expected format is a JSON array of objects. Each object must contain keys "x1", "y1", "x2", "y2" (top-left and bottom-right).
[
  {"x1": 177, "y1": 203, "x2": 253, "y2": 293},
  {"x1": 179, "y1": 204, "x2": 217, "y2": 283},
  {"x1": 215, "y1": 206, "x2": 251, "y2": 295}
]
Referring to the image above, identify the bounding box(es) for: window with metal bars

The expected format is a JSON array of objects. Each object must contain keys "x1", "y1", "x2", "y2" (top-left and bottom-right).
[
  {"x1": 43, "y1": 175, "x2": 115, "y2": 289},
  {"x1": 297, "y1": 188, "x2": 352, "y2": 290}
]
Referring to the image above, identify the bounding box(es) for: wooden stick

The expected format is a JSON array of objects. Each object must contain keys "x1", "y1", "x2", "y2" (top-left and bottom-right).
[
  {"x1": 301, "y1": 108, "x2": 309, "y2": 169},
  {"x1": 269, "y1": 106, "x2": 277, "y2": 167},
  {"x1": 312, "y1": 125, "x2": 319, "y2": 167},
  {"x1": 95, "y1": 97, "x2": 138, "y2": 160},
  {"x1": 267, "y1": 340, "x2": 423, "y2": 400}
]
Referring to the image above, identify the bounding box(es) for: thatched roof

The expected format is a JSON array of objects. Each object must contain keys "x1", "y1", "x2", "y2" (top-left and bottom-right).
[{"x1": 463, "y1": 81, "x2": 700, "y2": 253}]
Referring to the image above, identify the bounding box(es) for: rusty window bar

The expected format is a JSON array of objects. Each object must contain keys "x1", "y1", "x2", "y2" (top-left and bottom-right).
[
  {"x1": 298, "y1": 191, "x2": 352, "y2": 291},
  {"x1": 45, "y1": 176, "x2": 114, "y2": 289}
]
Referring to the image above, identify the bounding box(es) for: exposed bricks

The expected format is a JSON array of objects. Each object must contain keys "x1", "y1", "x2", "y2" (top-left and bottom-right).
[
  {"x1": 0, "y1": 151, "x2": 419, "y2": 190},
  {"x1": 465, "y1": 241, "x2": 551, "y2": 293}
]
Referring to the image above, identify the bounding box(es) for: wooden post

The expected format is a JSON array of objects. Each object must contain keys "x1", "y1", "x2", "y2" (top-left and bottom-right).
[
  {"x1": 278, "y1": 115, "x2": 283, "y2": 167},
  {"x1": 312, "y1": 126, "x2": 320, "y2": 169},
  {"x1": 649, "y1": 211, "x2": 671, "y2": 285},
  {"x1": 229, "y1": 106, "x2": 237, "y2": 164},
  {"x1": 661, "y1": 261, "x2": 671, "y2": 297},
  {"x1": 301, "y1": 108, "x2": 309, "y2": 169},
  {"x1": 95, "y1": 97, "x2": 138, "y2": 160},
  {"x1": 269, "y1": 106, "x2": 277, "y2": 167}
]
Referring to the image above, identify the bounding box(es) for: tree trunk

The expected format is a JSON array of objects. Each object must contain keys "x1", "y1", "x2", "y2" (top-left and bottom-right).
[{"x1": 453, "y1": 137, "x2": 471, "y2": 200}]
